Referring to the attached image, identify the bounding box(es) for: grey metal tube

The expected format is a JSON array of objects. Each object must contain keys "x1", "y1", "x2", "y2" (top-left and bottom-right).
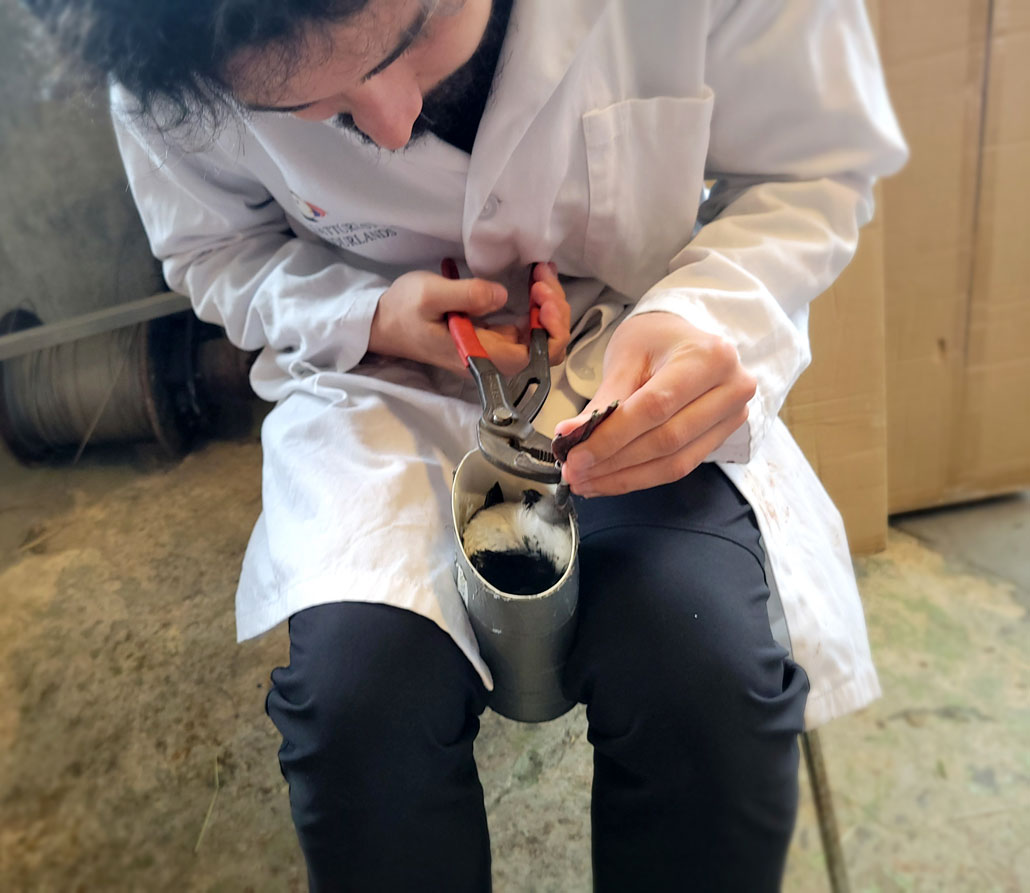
[{"x1": 452, "y1": 449, "x2": 579, "y2": 723}]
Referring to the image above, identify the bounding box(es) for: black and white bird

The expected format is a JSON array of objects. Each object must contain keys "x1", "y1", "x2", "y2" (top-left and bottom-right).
[{"x1": 462, "y1": 483, "x2": 574, "y2": 595}]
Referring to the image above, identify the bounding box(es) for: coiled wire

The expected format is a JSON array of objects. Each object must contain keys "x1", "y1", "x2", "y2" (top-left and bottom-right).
[{"x1": 1, "y1": 324, "x2": 158, "y2": 459}]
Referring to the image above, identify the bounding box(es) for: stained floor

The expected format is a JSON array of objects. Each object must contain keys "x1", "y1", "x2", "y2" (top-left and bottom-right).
[{"x1": 1, "y1": 430, "x2": 1027, "y2": 892}]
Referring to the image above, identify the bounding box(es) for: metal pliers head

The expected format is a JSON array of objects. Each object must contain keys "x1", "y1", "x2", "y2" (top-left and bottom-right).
[{"x1": 443, "y1": 259, "x2": 561, "y2": 483}]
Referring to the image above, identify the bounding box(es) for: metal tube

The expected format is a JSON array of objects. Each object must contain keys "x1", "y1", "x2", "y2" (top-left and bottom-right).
[
  {"x1": 802, "y1": 729, "x2": 852, "y2": 893},
  {"x1": 452, "y1": 449, "x2": 579, "y2": 723}
]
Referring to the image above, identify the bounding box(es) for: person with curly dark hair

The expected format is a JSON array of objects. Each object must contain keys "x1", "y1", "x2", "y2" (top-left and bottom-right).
[{"x1": 26, "y1": 1, "x2": 907, "y2": 889}]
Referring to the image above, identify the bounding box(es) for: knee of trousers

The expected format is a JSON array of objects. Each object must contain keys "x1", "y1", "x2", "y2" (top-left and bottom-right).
[
  {"x1": 266, "y1": 603, "x2": 487, "y2": 788},
  {"x1": 568, "y1": 525, "x2": 809, "y2": 742}
]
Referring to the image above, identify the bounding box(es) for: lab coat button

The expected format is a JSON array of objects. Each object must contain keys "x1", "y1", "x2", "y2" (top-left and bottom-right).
[{"x1": 480, "y1": 195, "x2": 501, "y2": 220}]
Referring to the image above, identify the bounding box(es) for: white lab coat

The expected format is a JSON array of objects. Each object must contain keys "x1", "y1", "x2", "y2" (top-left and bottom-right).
[{"x1": 113, "y1": 0, "x2": 907, "y2": 728}]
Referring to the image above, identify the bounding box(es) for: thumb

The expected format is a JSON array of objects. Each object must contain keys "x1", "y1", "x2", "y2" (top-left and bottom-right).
[
  {"x1": 553, "y1": 360, "x2": 640, "y2": 438},
  {"x1": 422, "y1": 276, "x2": 508, "y2": 318}
]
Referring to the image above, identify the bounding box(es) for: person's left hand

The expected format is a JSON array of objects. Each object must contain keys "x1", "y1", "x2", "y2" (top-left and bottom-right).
[{"x1": 553, "y1": 311, "x2": 757, "y2": 497}]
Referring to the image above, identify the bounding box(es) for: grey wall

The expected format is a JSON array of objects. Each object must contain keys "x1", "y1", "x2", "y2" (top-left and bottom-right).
[{"x1": 0, "y1": 0, "x2": 164, "y2": 325}]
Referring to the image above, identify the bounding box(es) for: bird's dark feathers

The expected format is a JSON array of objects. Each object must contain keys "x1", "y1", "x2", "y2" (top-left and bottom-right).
[
  {"x1": 521, "y1": 489, "x2": 542, "y2": 507},
  {"x1": 470, "y1": 548, "x2": 563, "y2": 595},
  {"x1": 483, "y1": 482, "x2": 505, "y2": 509}
]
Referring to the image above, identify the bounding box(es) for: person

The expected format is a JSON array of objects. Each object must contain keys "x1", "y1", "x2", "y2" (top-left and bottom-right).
[{"x1": 26, "y1": 0, "x2": 908, "y2": 889}]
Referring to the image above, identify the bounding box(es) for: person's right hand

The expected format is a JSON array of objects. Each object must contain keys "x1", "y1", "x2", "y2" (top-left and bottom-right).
[{"x1": 367, "y1": 266, "x2": 569, "y2": 376}]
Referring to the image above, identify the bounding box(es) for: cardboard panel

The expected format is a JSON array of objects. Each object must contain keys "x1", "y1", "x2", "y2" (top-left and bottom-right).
[
  {"x1": 882, "y1": 0, "x2": 994, "y2": 512},
  {"x1": 958, "y1": 0, "x2": 1030, "y2": 494}
]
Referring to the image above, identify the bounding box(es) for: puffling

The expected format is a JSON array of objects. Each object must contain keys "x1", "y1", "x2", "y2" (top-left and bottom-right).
[{"x1": 462, "y1": 483, "x2": 574, "y2": 595}]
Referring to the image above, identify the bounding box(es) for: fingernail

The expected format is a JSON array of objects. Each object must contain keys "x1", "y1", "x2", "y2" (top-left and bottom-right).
[{"x1": 491, "y1": 283, "x2": 507, "y2": 303}]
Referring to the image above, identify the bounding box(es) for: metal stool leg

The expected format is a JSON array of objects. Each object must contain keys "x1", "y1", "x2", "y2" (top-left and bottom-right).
[{"x1": 801, "y1": 729, "x2": 851, "y2": 893}]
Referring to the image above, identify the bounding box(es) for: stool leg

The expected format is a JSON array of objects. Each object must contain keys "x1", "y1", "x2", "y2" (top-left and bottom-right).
[{"x1": 801, "y1": 729, "x2": 851, "y2": 893}]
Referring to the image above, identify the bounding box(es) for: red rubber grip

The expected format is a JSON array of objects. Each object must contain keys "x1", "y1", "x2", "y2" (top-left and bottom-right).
[
  {"x1": 441, "y1": 258, "x2": 490, "y2": 365},
  {"x1": 529, "y1": 303, "x2": 542, "y2": 331},
  {"x1": 447, "y1": 313, "x2": 489, "y2": 364},
  {"x1": 528, "y1": 261, "x2": 552, "y2": 331}
]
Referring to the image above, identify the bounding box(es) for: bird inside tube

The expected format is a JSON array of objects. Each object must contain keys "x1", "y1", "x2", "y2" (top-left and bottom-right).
[{"x1": 461, "y1": 483, "x2": 574, "y2": 596}]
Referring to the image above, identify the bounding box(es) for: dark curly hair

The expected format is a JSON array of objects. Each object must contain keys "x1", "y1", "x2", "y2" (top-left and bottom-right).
[{"x1": 21, "y1": 0, "x2": 378, "y2": 130}]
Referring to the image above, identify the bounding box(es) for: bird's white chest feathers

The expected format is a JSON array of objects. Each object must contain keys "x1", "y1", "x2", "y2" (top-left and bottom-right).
[{"x1": 462, "y1": 502, "x2": 574, "y2": 570}]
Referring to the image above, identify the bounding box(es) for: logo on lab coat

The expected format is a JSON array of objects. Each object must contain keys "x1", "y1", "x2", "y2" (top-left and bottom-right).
[
  {"x1": 289, "y1": 192, "x2": 399, "y2": 249},
  {"x1": 290, "y1": 192, "x2": 328, "y2": 222}
]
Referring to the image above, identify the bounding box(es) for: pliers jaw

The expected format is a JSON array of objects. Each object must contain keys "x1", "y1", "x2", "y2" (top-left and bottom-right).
[
  {"x1": 477, "y1": 425, "x2": 561, "y2": 483},
  {"x1": 445, "y1": 259, "x2": 562, "y2": 483},
  {"x1": 465, "y1": 335, "x2": 562, "y2": 484},
  {"x1": 444, "y1": 261, "x2": 618, "y2": 487}
]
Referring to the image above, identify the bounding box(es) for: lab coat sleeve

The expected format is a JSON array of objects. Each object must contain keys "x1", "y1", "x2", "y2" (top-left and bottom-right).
[
  {"x1": 110, "y1": 86, "x2": 390, "y2": 385},
  {"x1": 625, "y1": 0, "x2": 908, "y2": 462}
]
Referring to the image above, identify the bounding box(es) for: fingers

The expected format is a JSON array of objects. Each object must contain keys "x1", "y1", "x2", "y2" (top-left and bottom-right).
[
  {"x1": 536, "y1": 297, "x2": 571, "y2": 365},
  {"x1": 567, "y1": 410, "x2": 749, "y2": 498},
  {"x1": 421, "y1": 274, "x2": 508, "y2": 318},
  {"x1": 382, "y1": 263, "x2": 569, "y2": 375},
  {"x1": 432, "y1": 324, "x2": 526, "y2": 376},
  {"x1": 552, "y1": 357, "x2": 644, "y2": 440},
  {"x1": 564, "y1": 357, "x2": 716, "y2": 469},
  {"x1": 486, "y1": 323, "x2": 521, "y2": 341},
  {"x1": 563, "y1": 382, "x2": 748, "y2": 486},
  {"x1": 478, "y1": 327, "x2": 529, "y2": 376},
  {"x1": 531, "y1": 262, "x2": 571, "y2": 364},
  {"x1": 551, "y1": 312, "x2": 756, "y2": 497}
]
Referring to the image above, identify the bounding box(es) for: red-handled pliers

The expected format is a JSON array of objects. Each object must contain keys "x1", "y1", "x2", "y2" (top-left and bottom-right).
[{"x1": 442, "y1": 258, "x2": 560, "y2": 483}]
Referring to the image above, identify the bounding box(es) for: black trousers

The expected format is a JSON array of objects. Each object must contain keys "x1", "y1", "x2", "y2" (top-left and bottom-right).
[{"x1": 265, "y1": 464, "x2": 810, "y2": 892}]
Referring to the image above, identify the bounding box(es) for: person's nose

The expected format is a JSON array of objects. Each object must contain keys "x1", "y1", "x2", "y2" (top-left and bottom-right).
[{"x1": 348, "y1": 69, "x2": 424, "y2": 150}]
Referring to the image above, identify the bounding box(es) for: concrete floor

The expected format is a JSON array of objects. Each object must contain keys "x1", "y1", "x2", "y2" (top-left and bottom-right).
[{"x1": 1, "y1": 427, "x2": 1027, "y2": 892}]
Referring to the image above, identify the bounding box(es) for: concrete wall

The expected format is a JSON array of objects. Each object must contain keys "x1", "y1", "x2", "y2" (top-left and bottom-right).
[{"x1": 0, "y1": 0, "x2": 164, "y2": 325}]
